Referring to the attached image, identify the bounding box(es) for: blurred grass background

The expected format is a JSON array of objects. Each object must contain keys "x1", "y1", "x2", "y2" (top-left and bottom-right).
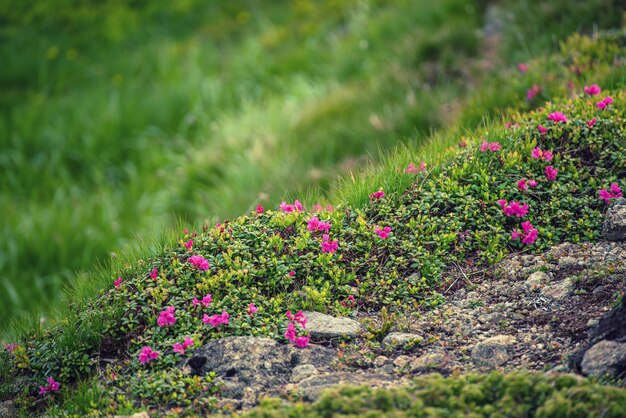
[{"x1": 0, "y1": 0, "x2": 622, "y2": 330}]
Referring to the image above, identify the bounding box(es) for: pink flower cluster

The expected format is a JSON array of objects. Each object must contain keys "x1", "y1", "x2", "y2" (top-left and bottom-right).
[
  {"x1": 139, "y1": 346, "x2": 159, "y2": 364},
  {"x1": 526, "y1": 85, "x2": 541, "y2": 101},
  {"x1": 256, "y1": 204, "x2": 265, "y2": 214},
  {"x1": 405, "y1": 162, "x2": 426, "y2": 173},
  {"x1": 517, "y1": 63, "x2": 528, "y2": 73},
  {"x1": 188, "y1": 255, "x2": 209, "y2": 271},
  {"x1": 370, "y1": 190, "x2": 385, "y2": 200},
  {"x1": 480, "y1": 141, "x2": 502, "y2": 152},
  {"x1": 584, "y1": 84, "x2": 601, "y2": 96},
  {"x1": 192, "y1": 293, "x2": 212, "y2": 308},
  {"x1": 321, "y1": 234, "x2": 339, "y2": 253},
  {"x1": 586, "y1": 117, "x2": 597, "y2": 128},
  {"x1": 545, "y1": 165, "x2": 558, "y2": 181},
  {"x1": 173, "y1": 337, "x2": 194, "y2": 355},
  {"x1": 149, "y1": 268, "x2": 158, "y2": 280},
  {"x1": 597, "y1": 96, "x2": 613, "y2": 110},
  {"x1": 537, "y1": 125, "x2": 547, "y2": 134},
  {"x1": 548, "y1": 112, "x2": 568, "y2": 123},
  {"x1": 497, "y1": 200, "x2": 529, "y2": 217},
  {"x1": 517, "y1": 178, "x2": 538, "y2": 191},
  {"x1": 599, "y1": 183, "x2": 623, "y2": 204},
  {"x1": 39, "y1": 377, "x2": 60, "y2": 396},
  {"x1": 284, "y1": 310, "x2": 309, "y2": 348},
  {"x1": 4, "y1": 343, "x2": 17, "y2": 352},
  {"x1": 307, "y1": 217, "x2": 331, "y2": 232},
  {"x1": 184, "y1": 239, "x2": 193, "y2": 250},
  {"x1": 203, "y1": 310, "x2": 230, "y2": 328},
  {"x1": 114, "y1": 277, "x2": 122, "y2": 288},
  {"x1": 248, "y1": 303, "x2": 258, "y2": 316},
  {"x1": 280, "y1": 199, "x2": 304, "y2": 213},
  {"x1": 311, "y1": 203, "x2": 333, "y2": 213},
  {"x1": 512, "y1": 221, "x2": 539, "y2": 245},
  {"x1": 531, "y1": 148, "x2": 553, "y2": 161},
  {"x1": 157, "y1": 306, "x2": 176, "y2": 327},
  {"x1": 374, "y1": 225, "x2": 392, "y2": 239}
]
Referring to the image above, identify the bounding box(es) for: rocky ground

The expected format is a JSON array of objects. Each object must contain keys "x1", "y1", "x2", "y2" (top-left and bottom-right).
[{"x1": 161, "y1": 201, "x2": 626, "y2": 414}]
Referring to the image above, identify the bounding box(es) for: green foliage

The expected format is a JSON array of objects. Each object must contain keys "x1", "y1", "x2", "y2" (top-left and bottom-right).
[{"x1": 241, "y1": 372, "x2": 626, "y2": 417}]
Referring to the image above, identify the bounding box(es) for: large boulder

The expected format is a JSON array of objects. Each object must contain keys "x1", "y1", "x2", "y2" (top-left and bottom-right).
[
  {"x1": 304, "y1": 311, "x2": 363, "y2": 339},
  {"x1": 580, "y1": 340, "x2": 626, "y2": 378},
  {"x1": 603, "y1": 198, "x2": 626, "y2": 241}
]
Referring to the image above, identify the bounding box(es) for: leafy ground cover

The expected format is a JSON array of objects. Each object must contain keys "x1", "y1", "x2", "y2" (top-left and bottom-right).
[
  {"x1": 1, "y1": 28, "x2": 625, "y2": 416},
  {"x1": 1, "y1": 0, "x2": 622, "y2": 328}
]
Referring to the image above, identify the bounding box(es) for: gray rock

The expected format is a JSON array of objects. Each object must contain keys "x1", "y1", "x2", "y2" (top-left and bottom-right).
[
  {"x1": 304, "y1": 311, "x2": 362, "y2": 339},
  {"x1": 603, "y1": 198, "x2": 626, "y2": 241},
  {"x1": 185, "y1": 336, "x2": 335, "y2": 405},
  {"x1": 581, "y1": 340, "x2": 626, "y2": 378},
  {"x1": 541, "y1": 278, "x2": 573, "y2": 301},
  {"x1": 393, "y1": 355, "x2": 412, "y2": 368},
  {"x1": 382, "y1": 332, "x2": 422, "y2": 348},
  {"x1": 411, "y1": 352, "x2": 447, "y2": 372},
  {"x1": 0, "y1": 401, "x2": 15, "y2": 418},
  {"x1": 526, "y1": 271, "x2": 550, "y2": 287},
  {"x1": 294, "y1": 371, "x2": 398, "y2": 402},
  {"x1": 291, "y1": 364, "x2": 318, "y2": 383},
  {"x1": 471, "y1": 335, "x2": 515, "y2": 368}
]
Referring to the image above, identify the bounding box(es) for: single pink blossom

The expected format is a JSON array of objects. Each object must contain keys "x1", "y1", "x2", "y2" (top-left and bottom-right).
[
  {"x1": 183, "y1": 228, "x2": 189, "y2": 236},
  {"x1": 528, "y1": 180, "x2": 538, "y2": 188},
  {"x1": 511, "y1": 229, "x2": 524, "y2": 240},
  {"x1": 188, "y1": 255, "x2": 209, "y2": 271},
  {"x1": 149, "y1": 268, "x2": 158, "y2": 280},
  {"x1": 517, "y1": 63, "x2": 528, "y2": 74},
  {"x1": 584, "y1": 84, "x2": 601, "y2": 96},
  {"x1": 526, "y1": 85, "x2": 541, "y2": 101},
  {"x1": 173, "y1": 337, "x2": 194, "y2": 355},
  {"x1": 597, "y1": 96, "x2": 613, "y2": 110},
  {"x1": 517, "y1": 179, "x2": 528, "y2": 191},
  {"x1": 295, "y1": 335, "x2": 310, "y2": 348},
  {"x1": 321, "y1": 234, "x2": 339, "y2": 253},
  {"x1": 157, "y1": 306, "x2": 176, "y2": 327},
  {"x1": 139, "y1": 346, "x2": 159, "y2": 365},
  {"x1": 586, "y1": 117, "x2": 597, "y2": 128},
  {"x1": 289, "y1": 270, "x2": 296, "y2": 276},
  {"x1": 184, "y1": 239, "x2": 193, "y2": 250},
  {"x1": 370, "y1": 190, "x2": 385, "y2": 200},
  {"x1": 256, "y1": 204, "x2": 265, "y2": 214},
  {"x1": 374, "y1": 225, "x2": 392, "y2": 239},
  {"x1": 598, "y1": 183, "x2": 623, "y2": 204},
  {"x1": 548, "y1": 112, "x2": 568, "y2": 123},
  {"x1": 545, "y1": 166, "x2": 558, "y2": 181},
  {"x1": 284, "y1": 322, "x2": 297, "y2": 343},
  {"x1": 531, "y1": 148, "x2": 553, "y2": 161},
  {"x1": 114, "y1": 277, "x2": 122, "y2": 288},
  {"x1": 537, "y1": 125, "x2": 547, "y2": 134},
  {"x1": 248, "y1": 303, "x2": 258, "y2": 316},
  {"x1": 38, "y1": 377, "x2": 61, "y2": 396}
]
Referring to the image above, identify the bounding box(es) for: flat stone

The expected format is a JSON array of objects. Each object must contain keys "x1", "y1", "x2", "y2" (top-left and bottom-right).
[
  {"x1": 291, "y1": 364, "x2": 318, "y2": 383},
  {"x1": 382, "y1": 332, "x2": 422, "y2": 348},
  {"x1": 295, "y1": 370, "x2": 398, "y2": 402},
  {"x1": 114, "y1": 413, "x2": 150, "y2": 418},
  {"x1": 541, "y1": 278, "x2": 573, "y2": 301},
  {"x1": 603, "y1": 198, "x2": 626, "y2": 241},
  {"x1": 304, "y1": 311, "x2": 362, "y2": 339},
  {"x1": 471, "y1": 335, "x2": 515, "y2": 368},
  {"x1": 410, "y1": 352, "x2": 447, "y2": 372},
  {"x1": 526, "y1": 271, "x2": 550, "y2": 287},
  {"x1": 581, "y1": 340, "x2": 626, "y2": 378}
]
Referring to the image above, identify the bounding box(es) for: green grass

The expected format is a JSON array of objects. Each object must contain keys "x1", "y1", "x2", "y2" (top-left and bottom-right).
[
  {"x1": 1, "y1": 27, "x2": 625, "y2": 414},
  {"x1": 1, "y1": 0, "x2": 623, "y2": 329}
]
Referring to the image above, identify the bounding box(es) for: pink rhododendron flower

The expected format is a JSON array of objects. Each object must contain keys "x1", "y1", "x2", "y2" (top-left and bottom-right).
[
  {"x1": 531, "y1": 148, "x2": 553, "y2": 161},
  {"x1": 526, "y1": 85, "x2": 541, "y2": 101},
  {"x1": 139, "y1": 346, "x2": 159, "y2": 365},
  {"x1": 598, "y1": 183, "x2": 623, "y2": 204},
  {"x1": 157, "y1": 306, "x2": 176, "y2": 327},
  {"x1": 307, "y1": 217, "x2": 331, "y2": 232},
  {"x1": 256, "y1": 204, "x2": 265, "y2": 214},
  {"x1": 289, "y1": 270, "x2": 296, "y2": 276},
  {"x1": 528, "y1": 180, "x2": 538, "y2": 188},
  {"x1": 286, "y1": 310, "x2": 307, "y2": 328},
  {"x1": 4, "y1": 343, "x2": 17, "y2": 352},
  {"x1": 545, "y1": 166, "x2": 558, "y2": 181},
  {"x1": 38, "y1": 377, "x2": 60, "y2": 396},
  {"x1": 284, "y1": 322, "x2": 297, "y2": 343},
  {"x1": 512, "y1": 221, "x2": 538, "y2": 245},
  {"x1": 279, "y1": 199, "x2": 304, "y2": 213},
  {"x1": 192, "y1": 293, "x2": 212, "y2": 308},
  {"x1": 517, "y1": 179, "x2": 528, "y2": 191},
  {"x1": 597, "y1": 96, "x2": 613, "y2": 110},
  {"x1": 548, "y1": 112, "x2": 568, "y2": 123},
  {"x1": 295, "y1": 336, "x2": 310, "y2": 348},
  {"x1": 405, "y1": 162, "x2": 426, "y2": 173},
  {"x1": 248, "y1": 303, "x2": 258, "y2": 316},
  {"x1": 497, "y1": 200, "x2": 529, "y2": 217},
  {"x1": 370, "y1": 190, "x2": 385, "y2": 200},
  {"x1": 537, "y1": 125, "x2": 547, "y2": 134},
  {"x1": 203, "y1": 310, "x2": 230, "y2": 328},
  {"x1": 480, "y1": 141, "x2": 501, "y2": 152},
  {"x1": 149, "y1": 268, "x2": 158, "y2": 280},
  {"x1": 114, "y1": 277, "x2": 122, "y2": 288},
  {"x1": 173, "y1": 337, "x2": 194, "y2": 355},
  {"x1": 586, "y1": 117, "x2": 597, "y2": 128},
  {"x1": 374, "y1": 225, "x2": 392, "y2": 239},
  {"x1": 183, "y1": 228, "x2": 189, "y2": 236},
  {"x1": 517, "y1": 63, "x2": 528, "y2": 73},
  {"x1": 188, "y1": 255, "x2": 209, "y2": 271},
  {"x1": 321, "y1": 234, "x2": 339, "y2": 253},
  {"x1": 584, "y1": 84, "x2": 601, "y2": 96},
  {"x1": 184, "y1": 239, "x2": 193, "y2": 250}
]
